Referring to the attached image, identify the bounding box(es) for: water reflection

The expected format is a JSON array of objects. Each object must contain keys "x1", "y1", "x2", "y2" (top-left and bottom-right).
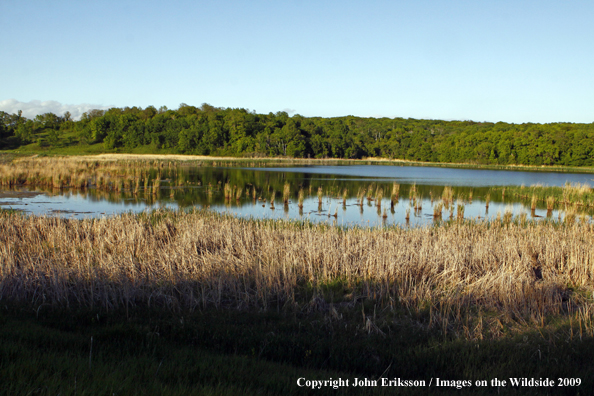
[{"x1": 0, "y1": 165, "x2": 592, "y2": 226}]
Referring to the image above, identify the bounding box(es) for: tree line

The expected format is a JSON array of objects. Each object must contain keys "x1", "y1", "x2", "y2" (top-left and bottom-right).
[{"x1": 1, "y1": 103, "x2": 593, "y2": 166}]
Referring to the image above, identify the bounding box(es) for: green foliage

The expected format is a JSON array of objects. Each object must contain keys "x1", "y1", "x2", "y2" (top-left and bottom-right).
[{"x1": 3, "y1": 104, "x2": 594, "y2": 167}]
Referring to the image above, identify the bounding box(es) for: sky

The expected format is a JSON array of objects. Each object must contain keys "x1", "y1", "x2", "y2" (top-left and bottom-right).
[{"x1": 1, "y1": 0, "x2": 593, "y2": 123}]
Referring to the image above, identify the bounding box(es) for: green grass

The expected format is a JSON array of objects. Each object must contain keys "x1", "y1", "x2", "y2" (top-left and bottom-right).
[
  {"x1": 4, "y1": 142, "x2": 594, "y2": 174},
  {"x1": 1, "y1": 305, "x2": 593, "y2": 395},
  {"x1": 488, "y1": 184, "x2": 594, "y2": 209}
]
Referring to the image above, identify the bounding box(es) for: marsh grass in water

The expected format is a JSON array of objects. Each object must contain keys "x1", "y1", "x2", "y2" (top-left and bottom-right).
[
  {"x1": 2, "y1": 209, "x2": 594, "y2": 340},
  {"x1": 2, "y1": 156, "x2": 594, "y2": 227}
]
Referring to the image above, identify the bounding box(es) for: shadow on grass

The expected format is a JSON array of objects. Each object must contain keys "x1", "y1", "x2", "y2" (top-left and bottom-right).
[{"x1": 1, "y1": 305, "x2": 592, "y2": 395}]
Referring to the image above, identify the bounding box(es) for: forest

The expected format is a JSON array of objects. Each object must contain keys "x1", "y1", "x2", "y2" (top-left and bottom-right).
[{"x1": 1, "y1": 103, "x2": 593, "y2": 166}]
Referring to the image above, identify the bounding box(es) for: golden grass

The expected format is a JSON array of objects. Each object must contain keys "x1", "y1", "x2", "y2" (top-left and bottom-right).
[
  {"x1": 433, "y1": 201, "x2": 443, "y2": 218},
  {"x1": 391, "y1": 182, "x2": 400, "y2": 202},
  {"x1": 0, "y1": 157, "x2": 162, "y2": 190},
  {"x1": 283, "y1": 182, "x2": 290, "y2": 204},
  {"x1": 3, "y1": 209, "x2": 593, "y2": 339},
  {"x1": 442, "y1": 186, "x2": 453, "y2": 207}
]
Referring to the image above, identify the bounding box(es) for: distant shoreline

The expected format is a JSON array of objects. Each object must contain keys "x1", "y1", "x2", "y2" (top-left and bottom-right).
[{"x1": 6, "y1": 152, "x2": 594, "y2": 174}]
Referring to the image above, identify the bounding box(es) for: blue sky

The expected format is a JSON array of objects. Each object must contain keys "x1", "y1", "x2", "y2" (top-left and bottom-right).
[{"x1": 1, "y1": 0, "x2": 592, "y2": 123}]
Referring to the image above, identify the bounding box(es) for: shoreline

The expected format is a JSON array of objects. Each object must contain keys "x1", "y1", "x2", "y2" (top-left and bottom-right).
[{"x1": 5, "y1": 152, "x2": 594, "y2": 174}]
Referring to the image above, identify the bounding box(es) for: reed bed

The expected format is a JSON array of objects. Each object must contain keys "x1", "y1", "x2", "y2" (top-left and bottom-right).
[
  {"x1": 2, "y1": 209, "x2": 594, "y2": 340},
  {"x1": 0, "y1": 157, "x2": 168, "y2": 189},
  {"x1": 491, "y1": 183, "x2": 594, "y2": 209}
]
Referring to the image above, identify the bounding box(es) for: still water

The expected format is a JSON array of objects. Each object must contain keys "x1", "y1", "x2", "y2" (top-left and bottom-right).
[{"x1": 1, "y1": 164, "x2": 592, "y2": 227}]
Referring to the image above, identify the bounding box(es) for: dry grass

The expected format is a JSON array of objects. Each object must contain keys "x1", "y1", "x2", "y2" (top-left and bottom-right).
[
  {"x1": 391, "y1": 183, "x2": 400, "y2": 203},
  {"x1": 283, "y1": 182, "x2": 290, "y2": 204},
  {"x1": 0, "y1": 157, "x2": 163, "y2": 190},
  {"x1": 2, "y1": 209, "x2": 594, "y2": 340},
  {"x1": 442, "y1": 186, "x2": 453, "y2": 207}
]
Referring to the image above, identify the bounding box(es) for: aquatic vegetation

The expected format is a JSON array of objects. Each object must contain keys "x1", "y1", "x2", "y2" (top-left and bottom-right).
[
  {"x1": 283, "y1": 182, "x2": 290, "y2": 204},
  {"x1": 433, "y1": 201, "x2": 443, "y2": 219},
  {"x1": 2, "y1": 209, "x2": 593, "y2": 341}
]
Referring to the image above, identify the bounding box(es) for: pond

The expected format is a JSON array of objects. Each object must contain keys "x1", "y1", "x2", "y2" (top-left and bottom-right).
[{"x1": 1, "y1": 164, "x2": 593, "y2": 227}]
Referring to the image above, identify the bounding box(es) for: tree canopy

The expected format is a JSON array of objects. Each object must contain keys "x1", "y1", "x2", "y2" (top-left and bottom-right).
[{"x1": 1, "y1": 104, "x2": 593, "y2": 167}]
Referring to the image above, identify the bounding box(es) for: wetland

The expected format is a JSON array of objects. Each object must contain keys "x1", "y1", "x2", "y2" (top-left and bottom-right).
[
  {"x1": 1, "y1": 157, "x2": 594, "y2": 226},
  {"x1": 3, "y1": 156, "x2": 594, "y2": 394}
]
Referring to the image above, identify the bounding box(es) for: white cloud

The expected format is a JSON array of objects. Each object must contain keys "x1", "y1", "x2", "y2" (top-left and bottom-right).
[
  {"x1": 282, "y1": 108, "x2": 296, "y2": 115},
  {"x1": 0, "y1": 99, "x2": 114, "y2": 121}
]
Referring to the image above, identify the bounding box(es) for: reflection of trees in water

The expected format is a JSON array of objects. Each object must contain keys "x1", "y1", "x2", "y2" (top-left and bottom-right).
[{"x1": 2, "y1": 166, "x2": 593, "y2": 223}]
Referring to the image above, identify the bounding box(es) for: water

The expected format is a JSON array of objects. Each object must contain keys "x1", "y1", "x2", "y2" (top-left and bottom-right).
[
  {"x1": 250, "y1": 165, "x2": 594, "y2": 187},
  {"x1": 1, "y1": 164, "x2": 592, "y2": 226}
]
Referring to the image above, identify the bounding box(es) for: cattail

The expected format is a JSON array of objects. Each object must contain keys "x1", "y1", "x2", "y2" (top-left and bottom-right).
[
  {"x1": 518, "y1": 212, "x2": 527, "y2": 226},
  {"x1": 564, "y1": 208, "x2": 576, "y2": 224},
  {"x1": 224, "y1": 182, "x2": 231, "y2": 200},
  {"x1": 457, "y1": 201, "x2": 465, "y2": 220},
  {"x1": 375, "y1": 188, "x2": 383, "y2": 208},
  {"x1": 503, "y1": 209, "x2": 512, "y2": 224},
  {"x1": 283, "y1": 182, "x2": 290, "y2": 204},
  {"x1": 546, "y1": 196, "x2": 555, "y2": 211},
  {"x1": 152, "y1": 179, "x2": 161, "y2": 195},
  {"x1": 367, "y1": 186, "x2": 374, "y2": 203},
  {"x1": 391, "y1": 183, "x2": 400, "y2": 203},
  {"x1": 409, "y1": 183, "x2": 416, "y2": 200},
  {"x1": 442, "y1": 186, "x2": 453, "y2": 206},
  {"x1": 433, "y1": 201, "x2": 443, "y2": 218},
  {"x1": 298, "y1": 188, "x2": 304, "y2": 209},
  {"x1": 318, "y1": 187, "x2": 323, "y2": 205},
  {"x1": 358, "y1": 188, "x2": 366, "y2": 206}
]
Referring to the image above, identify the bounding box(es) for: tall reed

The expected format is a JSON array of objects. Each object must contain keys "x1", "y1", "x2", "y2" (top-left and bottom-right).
[
  {"x1": 531, "y1": 194, "x2": 538, "y2": 211},
  {"x1": 283, "y1": 183, "x2": 290, "y2": 204},
  {"x1": 442, "y1": 186, "x2": 453, "y2": 207},
  {"x1": 375, "y1": 188, "x2": 383, "y2": 208},
  {"x1": 2, "y1": 208, "x2": 588, "y2": 340},
  {"x1": 433, "y1": 201, "x2": 443, "y2": 218},
  {"x1": 391, "y1": 183, "x2": 400, "y2": 203}
]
